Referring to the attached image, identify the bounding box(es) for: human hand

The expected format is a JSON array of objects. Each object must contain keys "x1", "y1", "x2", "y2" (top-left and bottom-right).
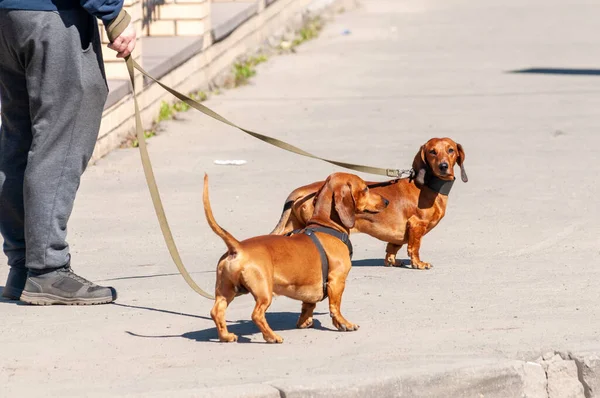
[{"x1": 107, "y1": 22, "x2": 136, "y2": 58}]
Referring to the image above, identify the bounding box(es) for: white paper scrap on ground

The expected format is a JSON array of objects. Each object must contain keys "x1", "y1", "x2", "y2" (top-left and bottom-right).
[{"x1": 214, "y1": 160, "x2": 247, "y2": 166}]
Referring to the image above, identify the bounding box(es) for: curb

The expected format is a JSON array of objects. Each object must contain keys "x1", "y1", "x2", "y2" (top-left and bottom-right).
[
  {"x1": 187, "y1": 353, "x2": 600, "y2": 398},
  {"x1": 266, "y1": 361, "x2": 546, "y2": 398},
  {"x1": 185, "y1": 384, "x2": 281, "y2": 398}
]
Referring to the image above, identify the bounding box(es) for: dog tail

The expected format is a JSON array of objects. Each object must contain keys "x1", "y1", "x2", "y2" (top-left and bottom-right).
[
  {"x1": 269, "y1": 200, "x2": 294, "y2": 235},
  {"x1": 203, "y1": 174, "x2": 241, "y2": 254}
]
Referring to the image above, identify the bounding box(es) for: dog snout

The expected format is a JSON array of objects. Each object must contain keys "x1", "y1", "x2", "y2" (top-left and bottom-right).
[{"x1": 439, "y1": 162, "x2": 449, "y2": 172}]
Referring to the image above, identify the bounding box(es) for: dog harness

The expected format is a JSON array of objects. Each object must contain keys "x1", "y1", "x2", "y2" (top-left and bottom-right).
[{"x1": 287, "y1": 226, "x2": 353, "y2": 301}]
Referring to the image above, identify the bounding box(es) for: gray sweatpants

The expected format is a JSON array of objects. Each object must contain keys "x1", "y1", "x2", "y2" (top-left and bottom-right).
[{"x1": 0, "y1": 8, "x2": 108, "y2": 271}]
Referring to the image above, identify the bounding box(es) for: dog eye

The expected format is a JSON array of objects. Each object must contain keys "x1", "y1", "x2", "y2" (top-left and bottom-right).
[
  {"x1": 429, "y1": 150, "x2": 437, "y2": 155},
  {"x1": 448, "y1": 148, "x2": 455, "y2": 153}
]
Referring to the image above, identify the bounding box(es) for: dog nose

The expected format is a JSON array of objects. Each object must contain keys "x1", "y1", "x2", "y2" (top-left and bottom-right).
[{"x1": 439, "y1": 162, "x2": 449, "y2": 171}]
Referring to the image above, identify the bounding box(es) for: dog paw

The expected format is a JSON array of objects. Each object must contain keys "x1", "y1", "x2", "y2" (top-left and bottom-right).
[
  {"x1": 339, "y1": 323, "x2": 360, "y2": 332},
  {"x1": 220, "y1": 333, "x2": 238, "y2": 343},
  {"x1": 384, "y1": 254, "x2": 396, "y2": 267},
  {"x1": 333, "y1": 318, "x2": 360, "y2": 332},
  {"x1": 297, "y1": 318, "x2": 314, "y2": 329},
  {"x1": 411, "y1": 261, "x2": 432, "y2": 270},
  {"x1": 265, "y1": 334, "x2": 284, "y2": 344}
]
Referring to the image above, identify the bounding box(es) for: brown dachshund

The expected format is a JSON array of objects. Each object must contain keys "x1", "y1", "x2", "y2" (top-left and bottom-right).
[
  {"x1": 270, "y1": 138, "x2": 467, "y2": 269},
  {"x1": 203, "y1": 172, "x2": 388, "y2": 343}
]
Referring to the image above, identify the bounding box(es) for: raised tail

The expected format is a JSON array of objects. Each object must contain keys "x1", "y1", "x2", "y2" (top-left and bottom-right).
[
  {"x1": 203, "y1": 174, "x2": 241, "y2": 254},
  {"x1": 269, "y1": 200, "x2": 294, "y2": 235},
  {"x1": 270, "y1": 183, "x2": 322, "y2": 235}
]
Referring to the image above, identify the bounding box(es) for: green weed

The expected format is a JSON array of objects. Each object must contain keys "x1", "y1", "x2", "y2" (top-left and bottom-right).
[
  {"x1": 291, "y1": 16, "x2": 323, "y2": 49},
  {"x1": 233, "y1": 54, "x2": 268, "y2": 86}
]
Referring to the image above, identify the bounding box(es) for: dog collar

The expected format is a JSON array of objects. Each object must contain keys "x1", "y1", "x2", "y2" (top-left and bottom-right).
[{"x1": 426, "y1": 176, "x2": 455, "y2": 196}]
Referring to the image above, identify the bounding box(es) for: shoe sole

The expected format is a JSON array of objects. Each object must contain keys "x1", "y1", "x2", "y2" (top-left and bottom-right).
[{"x1": 20, "y1": 291, "x2": 116, "y2": 306}]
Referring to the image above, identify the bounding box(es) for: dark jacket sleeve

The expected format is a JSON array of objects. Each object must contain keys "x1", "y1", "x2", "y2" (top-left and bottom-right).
[{"x1": 80, "y1": 0, "x2": 125, "y2": 24}]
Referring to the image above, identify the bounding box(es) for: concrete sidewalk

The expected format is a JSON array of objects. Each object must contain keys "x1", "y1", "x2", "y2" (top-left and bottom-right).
[{"x1": 2, "y1": 0, "x2": 600, "y2": 396}]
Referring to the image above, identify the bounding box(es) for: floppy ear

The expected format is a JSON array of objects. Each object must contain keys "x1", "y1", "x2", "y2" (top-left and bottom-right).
[
  {"x1": 333, "y1": 182, "x2": 356, "y2": 229},
  {"x1": 457, "y1": 143, "x2": 468, "y2": 183},
  {"x1": 411, "y1": 145, "x2": 427, "y2": 186}
]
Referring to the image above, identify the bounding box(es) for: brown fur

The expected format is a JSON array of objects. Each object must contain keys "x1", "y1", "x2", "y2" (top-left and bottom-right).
[
  {"x1": 203, "y1": 172, "x2": 388, "y2": 343},
  {"x1": 270, "y1": 138, "x2": 467, "y2": 269}
]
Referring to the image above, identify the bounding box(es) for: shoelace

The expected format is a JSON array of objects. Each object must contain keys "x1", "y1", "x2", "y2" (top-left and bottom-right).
[{"x1": 61, "y1": 267, "x2": 96, "y2": 286}]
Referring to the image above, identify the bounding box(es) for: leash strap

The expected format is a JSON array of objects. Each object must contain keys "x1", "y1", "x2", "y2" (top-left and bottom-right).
[
  {"x1": 108, "y1": 10, "x2": 213, "y2": 299},
  {"x1": 107, "y1": 11, "x2": 407, "y2": 178},
  {"x1": 129, "y1": 58, "x2": 407, "y2": 178},
  {"x1": 107, "y1": 15, "x2": 214, "y2": 299},
  {"x1": 124, "y1": 55, "x2": 214, "y2": 299}
]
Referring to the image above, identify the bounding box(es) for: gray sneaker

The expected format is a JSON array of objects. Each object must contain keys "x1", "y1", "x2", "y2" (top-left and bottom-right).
[
  {"x1": 2, "y1": 267, "x2": 28, "y2": 300},
  {"x1": 20, "y1": 267, "x2": 117, "y2": 305}
]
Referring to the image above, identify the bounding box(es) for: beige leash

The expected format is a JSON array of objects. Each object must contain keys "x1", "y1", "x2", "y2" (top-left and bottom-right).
[{"x1": 108, "y1": 12, "x2": 214, "y2": 299}]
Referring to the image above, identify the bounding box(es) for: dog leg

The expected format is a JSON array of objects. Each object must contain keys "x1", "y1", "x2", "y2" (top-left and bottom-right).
[
  {"x1": 407, "y1": 218, "x2": 431, "y2": 270},
  {"x1": 384, "y1": 243, "x2": 403, "y2": 267},
  {"x1": 210, "y1": 281, "x2": 238, "y2": 342},
  {"x1": 327, "y1": 273, "x2": 359, "y2": 332},
  {"x1": 251, "y1": 295, "x2": 283, "y2": 343},
  {"x1": 296, "y1": 302, "x2": 316, "y2": 329},
  {"x1": 242, "y1": 269, "x2": 283, "y2": 343}
]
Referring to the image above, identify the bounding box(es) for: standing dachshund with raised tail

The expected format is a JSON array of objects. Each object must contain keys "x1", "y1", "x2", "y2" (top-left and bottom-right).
[
  {"x1": 203, "y1": 172, "x2": 388, "y2": 343},
  {"x1": 270, "y1": 138, "x2": 468, "y2": 270}
]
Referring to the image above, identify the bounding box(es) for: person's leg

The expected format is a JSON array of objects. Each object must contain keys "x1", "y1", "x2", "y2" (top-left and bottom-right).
[
  {"x1": 0, "y1": 9, "x2": 116, "y2": 304},
  {"x1": 0, "y1": 10, "x2": 33, "y2": 299}
]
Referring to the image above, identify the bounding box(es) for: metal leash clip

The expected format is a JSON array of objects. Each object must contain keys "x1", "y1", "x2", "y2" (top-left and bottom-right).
[{"x1": 386, "y1": 168, "x2": 414, "y2": 179}]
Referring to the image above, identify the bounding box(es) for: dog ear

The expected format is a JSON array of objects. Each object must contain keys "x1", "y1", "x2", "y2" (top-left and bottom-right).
[
  {"x1": 457, "y1": 143, "x2": 468, "y2": 182},
  {"x1": 334, "y1": 182, "x2": 356, "y2": 229},
  {"x1": 411, "y1": 145, "x2": 427, "y2": 186}
]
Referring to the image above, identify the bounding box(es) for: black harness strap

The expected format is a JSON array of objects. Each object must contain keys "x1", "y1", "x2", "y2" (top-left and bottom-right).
[
  {"x1": 287, "y1": 226, "x2": 352, "y2": 300},
  {"x1": 304, "y1": 229, "x2": 329, "y2": 300},
  {"x1": 306, "y1": 226, "x2": 353, "y2": 258}
]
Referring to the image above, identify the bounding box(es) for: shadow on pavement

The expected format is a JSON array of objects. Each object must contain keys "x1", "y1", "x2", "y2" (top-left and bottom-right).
[
  {"x1": 183, "y1": 312, "x2": 329, "y2": 343},
  {"x1": 97, "y1": 270, "x2": 215, "y2": 283},
  {"x1": 126, "y1": 311, "x2": 329, "y2": 343},
  {"x1": 352, "y1": 258, "x2": 412, "y2": 269},
  {"x1": 113, "y1": 302, "x2": 214, "y2": 321},
  {"x1": 508, "y1": 67, "x2": 600, "y2": 76}
]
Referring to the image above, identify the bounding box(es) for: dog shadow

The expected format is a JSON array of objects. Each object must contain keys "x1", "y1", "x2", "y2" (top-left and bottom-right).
[
  {"x1": 183, "y1": 311, "x2": 329, "y2": 343},
  {"x1": 125, "y1": 310, "x2": 329, "y2": 344},
  {"x1": 352, "y1": 258, "x2": 413, "y2": 269}
]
